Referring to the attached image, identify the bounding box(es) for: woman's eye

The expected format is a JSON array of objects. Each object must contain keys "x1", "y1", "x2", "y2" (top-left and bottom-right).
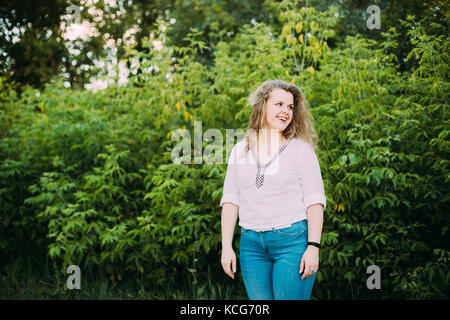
[{"x1": 277, "y1": 102, "x2": 293, "y2": 109}]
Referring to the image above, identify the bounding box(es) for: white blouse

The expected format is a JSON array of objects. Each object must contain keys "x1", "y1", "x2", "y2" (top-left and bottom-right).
[{"x1": 220, "y1": 137, "x2": 326, "y2": 231}]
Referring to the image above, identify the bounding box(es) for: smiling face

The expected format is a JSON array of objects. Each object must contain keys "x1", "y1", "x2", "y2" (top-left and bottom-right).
[{"x1": 263, "y1": 88, "x2": 294, "y2": 133}]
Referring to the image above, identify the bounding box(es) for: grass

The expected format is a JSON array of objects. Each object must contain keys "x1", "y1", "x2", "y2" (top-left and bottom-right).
[{"x1": 0, "y1": 253, "x2": 248, "y2": 300}]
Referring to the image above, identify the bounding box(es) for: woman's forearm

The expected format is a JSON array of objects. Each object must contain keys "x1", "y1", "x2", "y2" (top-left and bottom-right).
[
  {"x1": 221, "y1": 202, "x2": 239, "y2": 250},
  {"x1": 306, "y1": 204, "x2": 324, "y2": 244}
]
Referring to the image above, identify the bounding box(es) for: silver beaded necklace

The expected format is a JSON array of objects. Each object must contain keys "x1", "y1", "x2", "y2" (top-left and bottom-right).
[{"x1": 250, "y1": 137, "x2": 293, "y2": 188}]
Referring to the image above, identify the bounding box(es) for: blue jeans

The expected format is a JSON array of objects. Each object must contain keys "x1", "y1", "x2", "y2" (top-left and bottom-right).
[{"x1": 239, "y1": 219, "x2": 317, "y2": 300}]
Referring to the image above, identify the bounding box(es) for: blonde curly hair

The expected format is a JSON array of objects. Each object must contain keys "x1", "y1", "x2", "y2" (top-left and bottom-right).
[{"x1": 243, "y1": 79, "x2": 319, "y2": 153}]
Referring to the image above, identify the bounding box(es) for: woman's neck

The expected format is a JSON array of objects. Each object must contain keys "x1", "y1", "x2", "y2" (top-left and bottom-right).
[{"x1": 257, "y1": 128, "x2": 285, "y2": 148}]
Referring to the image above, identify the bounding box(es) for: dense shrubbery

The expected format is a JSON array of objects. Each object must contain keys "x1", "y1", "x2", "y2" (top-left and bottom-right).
[{"x1": 0, "y1": 4, "x2": 448, "y2": 299}]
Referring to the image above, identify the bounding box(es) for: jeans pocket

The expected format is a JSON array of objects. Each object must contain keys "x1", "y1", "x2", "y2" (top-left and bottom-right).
[
  {"x1": 277, "y1": 222, "x2": 306, "y2": 236},
  {"x1": 278, "y1": 229, "x2": 305, "y2": 236}
]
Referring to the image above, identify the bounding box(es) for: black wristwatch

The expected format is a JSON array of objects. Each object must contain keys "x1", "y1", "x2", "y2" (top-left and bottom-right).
[{"x1": 307, "y1": 242, "x2": 321, "y2": 249}]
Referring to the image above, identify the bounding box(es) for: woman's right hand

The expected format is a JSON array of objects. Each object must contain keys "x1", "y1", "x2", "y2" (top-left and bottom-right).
[{"x1": 221, "y1": 246, "x2": 237, "y2": 279}]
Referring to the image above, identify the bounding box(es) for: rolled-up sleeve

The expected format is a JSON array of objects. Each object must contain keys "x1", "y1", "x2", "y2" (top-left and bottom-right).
[
  {"x1": 299, "y1": 141, "x2": 327, "y2": 211},
  {"x1": 220, "y1": 145, "x2": 240, "y2": 207}
]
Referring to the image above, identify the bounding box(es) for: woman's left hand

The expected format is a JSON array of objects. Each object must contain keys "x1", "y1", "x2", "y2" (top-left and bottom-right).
[{"x1": 299, "y1": 246, "x2": 319, "y2": 279}]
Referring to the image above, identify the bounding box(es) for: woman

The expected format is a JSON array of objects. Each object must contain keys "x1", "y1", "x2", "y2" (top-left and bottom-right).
[{"x1": 220, "y1": 79, "x2": 326, "y2": 300}]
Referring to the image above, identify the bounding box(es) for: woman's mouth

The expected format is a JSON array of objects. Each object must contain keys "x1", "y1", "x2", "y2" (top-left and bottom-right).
[{"x1": 277, "y1": 116, "x2": 287, "y2": 124}]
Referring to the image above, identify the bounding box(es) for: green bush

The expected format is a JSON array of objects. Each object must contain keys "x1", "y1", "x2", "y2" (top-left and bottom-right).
[{"x1": 0, "y1": 3, "x2": 448, "y2": 299}]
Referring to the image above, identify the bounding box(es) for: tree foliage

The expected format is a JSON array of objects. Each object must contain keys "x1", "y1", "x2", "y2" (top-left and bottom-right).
[{"x1": 0, "y1": 2, "x2": 448, "y2": 299}]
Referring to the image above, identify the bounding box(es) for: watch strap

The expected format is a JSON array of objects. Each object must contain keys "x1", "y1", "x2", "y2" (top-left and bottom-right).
[{"x1": 307, "y1": 242, "x2": 321, "y2": 249}]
